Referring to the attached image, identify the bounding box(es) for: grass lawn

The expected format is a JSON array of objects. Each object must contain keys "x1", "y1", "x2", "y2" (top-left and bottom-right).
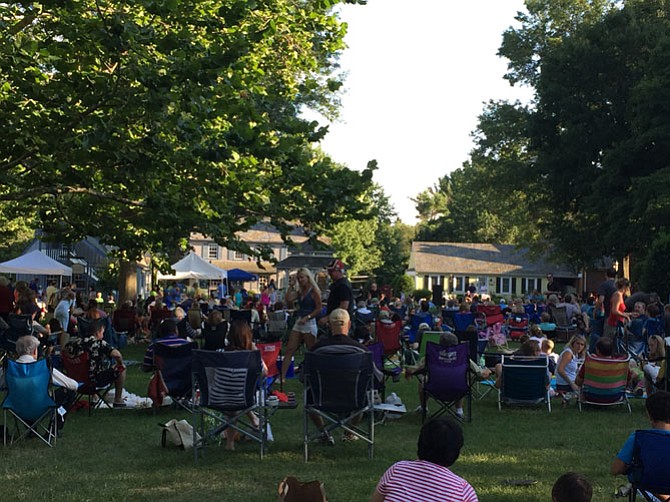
[{"x1": 0, "y1": 343, "x2": 647, "y2": 501}]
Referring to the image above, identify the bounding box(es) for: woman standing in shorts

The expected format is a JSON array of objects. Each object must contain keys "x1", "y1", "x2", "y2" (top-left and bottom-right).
[{"x1": 281, "y1": 268, "x2": 322, "y2": 383}]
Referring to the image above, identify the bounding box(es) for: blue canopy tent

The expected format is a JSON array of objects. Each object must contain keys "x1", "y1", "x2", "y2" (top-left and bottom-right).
[{"x1": 227, "y1": 268, "x2": 258, "y2": 282}]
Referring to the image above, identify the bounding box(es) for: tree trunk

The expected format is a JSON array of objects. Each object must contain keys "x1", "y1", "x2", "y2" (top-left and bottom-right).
[{"x1": 118, "y1": 260, "x2": 137, "y2": 305}]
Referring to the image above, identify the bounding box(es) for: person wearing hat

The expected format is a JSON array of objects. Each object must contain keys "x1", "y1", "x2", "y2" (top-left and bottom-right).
[
  {"x1": 405, "y1": 332, "x2": 490, "y2": 417},
  {"x1": 308, "y1": 308, "x2": 368, "y2": 443},
  {"x1": 319, "y1": 259, "x2": 354, "y2": 328}
]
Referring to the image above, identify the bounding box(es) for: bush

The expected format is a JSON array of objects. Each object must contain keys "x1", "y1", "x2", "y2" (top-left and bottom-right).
[
  {"x1": 640, "y1": 232, "x2": 670, "y2": 301},
  {"x1": 392, "y1": 274, "x2": 415, "y2": 297},
  {"x1": 413, "y1": 288, "x2": 432, "y2": 301}
]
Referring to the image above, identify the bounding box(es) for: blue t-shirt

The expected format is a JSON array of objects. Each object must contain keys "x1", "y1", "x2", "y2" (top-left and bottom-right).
[{"x1": 617, "y1": 428, "x2": 670, "y2": 466}]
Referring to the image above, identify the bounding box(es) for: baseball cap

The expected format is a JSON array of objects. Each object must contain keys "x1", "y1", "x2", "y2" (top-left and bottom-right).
[
  {"x1": 327, "y1": 259, "x2": 345, "y2": 272},
  {"x1": 418, "y1": 322, "x2": 431, "y2": 331},
  {"x1": 439, "y1": 332, "x2": 459, "y2": 347},
  {"x1": 329, "y1": 308, "x2": 350, "y2": 326}
]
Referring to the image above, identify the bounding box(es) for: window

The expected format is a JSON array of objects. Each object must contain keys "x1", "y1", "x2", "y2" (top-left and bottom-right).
[
  {"x1": 453, "y1": 276, "x2": 465, "y2": 293},
  {"x1": 496, "y1": 277, "x2": 513, "y2": 295},
  {"x1": 522, "y1": 277, "x2": 540, "y2": 294},
  {"x1": 207, "y1": 245, "x2": 219, "y2": 260},
  {"x1": 233, "y1": 250, "x2": 246, "y2": 261}
]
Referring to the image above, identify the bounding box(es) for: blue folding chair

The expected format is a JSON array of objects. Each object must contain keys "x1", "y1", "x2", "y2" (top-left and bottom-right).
[
  {"x1": 422, "y1": 342, "x2": 472, "y2": 423},
  {"x1": 405, "y1": 313, "x2": 433, "y2": 344},
  {"x1": 629, "y1": 429, "x2": 670, "y2": 501},
  {"x1": 2, "y1": 358, "x2": 57, "y2": 447}
]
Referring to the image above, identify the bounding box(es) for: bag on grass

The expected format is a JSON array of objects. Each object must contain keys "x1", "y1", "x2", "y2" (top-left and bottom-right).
[
  {"x1": 160, "y1": 419, "x2": 200, "y2": 450},
  {"x1": 277, "y1": 476, "x2": 327, "y2": 502}
]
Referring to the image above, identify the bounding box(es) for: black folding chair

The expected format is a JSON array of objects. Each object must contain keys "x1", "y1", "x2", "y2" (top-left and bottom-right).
[
  {"x1": 1, "y1": 314, "x2": 33, "y2": 354},
  {"x1": 151, "y1": 341, "x2": 198, "y2": 413},
  {"x1": 303, "y1": 349, "x2": 374, "y2": 461},
  {"x1": 191, "y1": 349, "x2": 268, "y2": 461},
  {"x1": 498, "y1": 355, "x2": 551, "y2": 412}
]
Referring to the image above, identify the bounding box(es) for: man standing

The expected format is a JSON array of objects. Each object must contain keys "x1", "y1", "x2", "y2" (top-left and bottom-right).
[
  {"x1": 596, "y1": 267, "x2": 618, "y2": 319},
  {"x1": 591, "y1": 267, "x2": 617, "y2": 351},
  {"x1": 319, "y1": 259, "x2": 353, "y2": 327},
  {"x1": 545, "y1": 274, "x2": 563, "y2": 298}
]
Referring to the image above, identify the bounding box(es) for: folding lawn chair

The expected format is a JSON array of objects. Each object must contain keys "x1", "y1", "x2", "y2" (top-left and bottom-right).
[
  {"x1": 551, "y1": 306, "x2": 577, "y2": 342},
  {"x1": 578, "y1": 354, "x2": 631, "y2": 413},
  {"x1": 2, "y1": 358, "x2": 57, "y2": 447},
  {"x1": 374, "y1": 319, "x2": 404, "y2": 377},
  {"x1": 628, "y1": 429, "x2": 670, "y2": 501},
  {"x1": 1, "y1": 314, "x2": 33, "y2": 354},
  {"x1": 257, "y1": 341, "x2": 282, "y2": 390},
  {"x1": 303, "y1": 350, "x2": 374, "y2": 461},
  {"x1": 422, "y1": 341, "x2": 472, "y2": 423},
  {"x1": 191, "y1": 349, "x2": 268, "y2": 461},
  {"x1": 417, "y1": 331, "x2": 442, "y2": 361},
  {"x1": 61, "y1": 350, "x2": 114, "y2": 415},
  {"x1": 150, "y1": 341, "x2": 198, "y2": 412},
  {"x1": 498, "y1": 355, "x2": 551, "y2": 412},
  {"x1": 405, "y1": 313, "x2": 433, "y2": 344},
  {"x1": 476, "y1": 305, "x2": 505, "y2": 327},
  {"x1": 265, "y1": 311, "x2": 288, "y2": 342},
  {"x1": 507, "y1": 313, "x2": 530, "y2": 341}
]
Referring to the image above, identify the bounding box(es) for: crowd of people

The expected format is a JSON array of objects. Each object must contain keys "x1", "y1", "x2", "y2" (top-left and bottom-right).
[{"x1": 1, "y1": 261, "x2": 670, "y2": 500}]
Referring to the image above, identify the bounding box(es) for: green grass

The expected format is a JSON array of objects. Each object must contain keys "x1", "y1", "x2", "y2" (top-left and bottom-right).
[{"x1": 0, "y1": 344, "x2": 646, "y2": 501}]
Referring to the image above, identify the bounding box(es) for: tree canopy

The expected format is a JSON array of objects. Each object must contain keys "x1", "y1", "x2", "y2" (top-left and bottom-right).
[
  {"x1": 414, "y1": 0, "x2": 670, "y2": 291},
  {"x1": 0, "y1": 0, "x2": 373, "y2": 267}
]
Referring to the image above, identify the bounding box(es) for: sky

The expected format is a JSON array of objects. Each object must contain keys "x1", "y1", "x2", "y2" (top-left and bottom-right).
[{"x1": 315, "y1": 0, "x2": 533, "y2": 224}]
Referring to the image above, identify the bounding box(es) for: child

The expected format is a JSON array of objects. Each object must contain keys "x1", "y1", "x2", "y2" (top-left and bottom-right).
[
  {"x1": 539, "y1": 312, "x2": 557, "y2": 336},
  {"x1": 552, "y1": 472, "x2": 592, "y2": 502},
  {"x1": 542, "y1": 338, "x2": 558, "y2": 375}
]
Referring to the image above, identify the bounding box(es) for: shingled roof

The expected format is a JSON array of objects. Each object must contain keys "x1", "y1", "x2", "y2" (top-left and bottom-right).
[{"x1": 408, "y1": 242, "x2": 578, "y2": 278}]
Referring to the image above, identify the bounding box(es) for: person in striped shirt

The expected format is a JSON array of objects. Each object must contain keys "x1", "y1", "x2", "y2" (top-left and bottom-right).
[{"x1": 370, "y1": 416, "x2": 478, "y2": 502}]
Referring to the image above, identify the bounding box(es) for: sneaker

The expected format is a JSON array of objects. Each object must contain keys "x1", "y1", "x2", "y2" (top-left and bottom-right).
[
  {"x1": 455, "y1": 409, "x2": 464, "y2": 419},
  {"x1": 316, "y1": 432, "x2": 335, "y2": 446},
  {"x1": 342, "y1": 432, "x2": 359, "y2": 442}
]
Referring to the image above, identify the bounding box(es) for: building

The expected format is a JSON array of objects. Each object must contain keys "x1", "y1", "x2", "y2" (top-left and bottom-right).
[
  {"x1": 189, "y1": 222, "x2": 332, "y2": 292},
  {"x1": 407, "y1": 242, "x2": 579, "y2": 300}
]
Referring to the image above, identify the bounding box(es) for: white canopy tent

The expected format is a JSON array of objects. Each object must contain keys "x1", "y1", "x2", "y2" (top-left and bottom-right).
[
  {"x1": 0, "y1": 250, "x2": 73, "y2": 277},
  {"x1": 157, "y1": 251, "x2": 227, "y2": 281}
]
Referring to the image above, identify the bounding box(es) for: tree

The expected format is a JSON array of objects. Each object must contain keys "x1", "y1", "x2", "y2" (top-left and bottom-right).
[
  {"x1": 414, "y1": 100, "x2": 541, "y2": 247},
  {"x1": 0, "y1": 1, "x2": 373, "y2": 299},
  {"x1": 499, "y1": 0, "x2": 620, "y2": 86},
  {"x1": 528, "y1": 0, "x2": 670, "y2": 267}
]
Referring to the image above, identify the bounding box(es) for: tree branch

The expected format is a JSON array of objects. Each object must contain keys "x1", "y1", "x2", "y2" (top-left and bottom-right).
[{"x1": 0, "y1": 185, "x2": 145, "y2": 207}]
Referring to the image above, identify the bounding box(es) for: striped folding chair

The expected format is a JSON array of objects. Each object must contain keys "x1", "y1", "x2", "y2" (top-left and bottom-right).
[{"x1": 578, "y1": 354, "x2": 631, "y2": 413}]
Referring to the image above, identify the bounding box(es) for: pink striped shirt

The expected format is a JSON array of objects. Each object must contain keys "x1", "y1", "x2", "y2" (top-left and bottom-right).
[{"x1": 376, "y1": 460, "x2": 478, "y2": 502}]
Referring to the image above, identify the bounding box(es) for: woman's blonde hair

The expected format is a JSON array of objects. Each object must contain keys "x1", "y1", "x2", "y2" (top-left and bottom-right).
[
  {"x1": 296, "y1": 268, "x2": 320, "y2": 293},
  {"x1": 567, "y1": 334, "x2": 587, "y2": 355}
]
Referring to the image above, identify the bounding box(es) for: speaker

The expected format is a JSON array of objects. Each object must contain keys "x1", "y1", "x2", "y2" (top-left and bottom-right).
[{"x1": 432, "y1": 284, "x2": 444, "y2": 305}]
